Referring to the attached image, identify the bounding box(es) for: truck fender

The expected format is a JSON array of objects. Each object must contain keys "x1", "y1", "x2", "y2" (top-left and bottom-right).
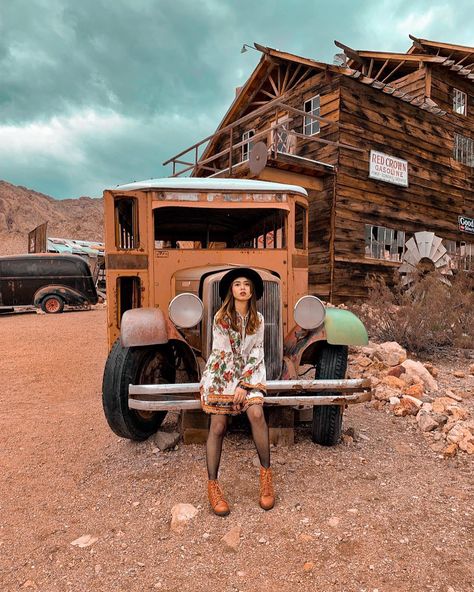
[
  {"x1": 283, "y1": 308, "x2": 368, "y2": 374},
  {"x1": 33, "y1": 284, "x2": 88, "y2": 306},
  {"x1": 120, "y1": 307, "x2": 200, "y2": 380}
]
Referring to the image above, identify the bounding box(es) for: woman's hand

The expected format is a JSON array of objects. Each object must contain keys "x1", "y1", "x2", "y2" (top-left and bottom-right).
[{"x1": 233, "y1": 386, "x2": 248, "y2": 411}]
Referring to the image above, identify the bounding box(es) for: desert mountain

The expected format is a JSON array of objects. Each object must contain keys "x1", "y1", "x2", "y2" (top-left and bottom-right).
[{"x1": 0, "y1": 180, "x2": 103, "y2": 256}]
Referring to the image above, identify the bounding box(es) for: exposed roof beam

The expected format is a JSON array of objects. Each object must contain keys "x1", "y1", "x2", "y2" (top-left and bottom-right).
[
  {"x1": 334, "y1": 40, "x2": 366, "y2": 65},
  {"x1": 357, "y1": 51, "x2": 445, "y2": 62},
  {"x1": 408, "y1": 35, "x2": 474, "y2": 54}
]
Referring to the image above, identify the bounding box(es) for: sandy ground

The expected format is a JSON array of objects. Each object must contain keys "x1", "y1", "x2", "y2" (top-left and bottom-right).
[{"x1": 1, "y1": 308, "x2": 473, "y2": 592}]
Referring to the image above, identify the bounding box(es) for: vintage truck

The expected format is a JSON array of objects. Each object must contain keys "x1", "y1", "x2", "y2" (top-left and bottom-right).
[{"x1": 101, "y1": 178, "x2": 370, "y2": 445}]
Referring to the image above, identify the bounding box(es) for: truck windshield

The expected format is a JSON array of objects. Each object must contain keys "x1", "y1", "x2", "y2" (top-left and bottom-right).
[{"x1": 154, "y1": 207, "x2": 286, "y2": 249}]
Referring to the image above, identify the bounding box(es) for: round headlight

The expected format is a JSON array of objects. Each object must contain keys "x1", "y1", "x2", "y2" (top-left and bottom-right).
[
  {"x1": 294, "y1": 295, "x2": 326, "y2": 330},
  {"x1": 169, "y1": 293, "x2": 203, "y2": 328}
]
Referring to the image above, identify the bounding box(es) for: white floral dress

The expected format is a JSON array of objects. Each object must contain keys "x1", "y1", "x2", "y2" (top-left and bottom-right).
[{"x1": 200, "y1": 311, "x2": 266, "y2": 415}]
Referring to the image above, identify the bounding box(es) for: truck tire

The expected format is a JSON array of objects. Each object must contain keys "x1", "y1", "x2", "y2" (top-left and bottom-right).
[
  {"x1": 102, "y1": 339, "x2": 175, "y2": 441},
  {"x1": 311, "y1": 344, "x2": 348, "y2": 446},
  {"x1": 41, "y1": 295, "x2": 64, "y2": 314}
]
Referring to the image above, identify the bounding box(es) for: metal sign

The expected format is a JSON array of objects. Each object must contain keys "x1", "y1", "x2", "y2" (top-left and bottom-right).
[
  {"x1": 369, "y1": 150, "x2": 408, "y2": 187},
  {"x1": 458, "y1": 215, "x2": 474, "y2": 235},
  {"x1": 28, "y1": 222, "x2": 48, "y2": 253}
]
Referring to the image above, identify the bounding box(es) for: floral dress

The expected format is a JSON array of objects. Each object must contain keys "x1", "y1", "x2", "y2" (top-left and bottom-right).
[{"x1": 200, "y1": 311, "x2": 266, "y2": 415}]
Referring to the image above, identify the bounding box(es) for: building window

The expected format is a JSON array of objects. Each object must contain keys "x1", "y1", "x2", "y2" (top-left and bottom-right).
[
  {"x1": 271, "y1": 114, "x2": 295, "y2": 154},
  {"x1": 453, "y1": 133, "x2": 474, "y2": 167},
  {"x1": 445, "y1": 240, "x2": 474, "y2": 271},
  {"x1": 242, "y1": 129, "x2": 255, "y2": 161},
  {"x1": 303, "y1": 95, "x2": 320, "y2": 136},
  {"x1": 365, "y1": 225, "x2": 405, "y2": 261},
  {"x1": 114, "y1": 197, "x2": 139, "y2": 249},
  {"x1": 453, "y1": 88, "x2": 467, "y2": 116}
]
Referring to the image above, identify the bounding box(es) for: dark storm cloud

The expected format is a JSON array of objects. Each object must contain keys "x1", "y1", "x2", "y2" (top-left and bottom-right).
[{"x1": 0, "y1": 0, "x2": 473, "y2": 197}]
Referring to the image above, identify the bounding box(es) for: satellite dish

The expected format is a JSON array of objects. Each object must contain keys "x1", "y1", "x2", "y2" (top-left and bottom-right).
[{"x1": 249, "y1": 142, "x2": 268, "y2": 176}]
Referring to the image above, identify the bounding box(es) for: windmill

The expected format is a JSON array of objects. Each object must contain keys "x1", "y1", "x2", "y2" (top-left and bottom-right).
[{"x1": 398, "y1": 231, "x2": 453, "y2": 289}]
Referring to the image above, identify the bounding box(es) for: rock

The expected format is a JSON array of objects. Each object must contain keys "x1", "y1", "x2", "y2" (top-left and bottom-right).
[
  {"x1": 374, "y1": 342, "x2": 407, "y2": 367},
  {"x1": 381, "y1": 375, "x2": 406, "y2": 390},
  {"x1": 416, "y1": 411, "x2": 439, "y2": 432},
  {"x1": 443, "y1": 443, "x2": 458, "y2": 458},
  {"x1": 303, "y1": 561, "x2": 315, "y2": 572},
  {"x1": 299, "y1": 533, "x2": 314, "y2": 542},
  {"x1": 374, "y1": 385, "x2": 399, "y2": 402},
  {"x1": 153, "y1": 431, "x2": 181, "y2": 451},
  {"x1": 459, "y1": 436, "x2": 474, "y2": 454},
  {"x1": 453, "y1": 371, "x2": 465, "y2": 378},
  {"x1": 356, "y1": 356, "x2": 373, "y2": 368},
  {"x1": 445, "y1": 390, "x2": 463, "y2": 403},
  {"x1": 402, "y1": 395, "x2": 423, "y2": 408},
  {"x1": 170, "y1": 504, "x2": 198, "y2": 532},
  {"x1": 446, "y1": 406, "x2": 469, "y2": 422},
  {"x1": 401, "y1": 360, "x2": 438, "y2": 392},
  {"x1": 422, "y1": 402, "x2": 433, "y2": 412},
  {"x1": 341, "y1": 434, "x2": 354, "y2": 446},
  {"x1": 327, "y1": 516, "x2": 340, "y2": 528},
  {"x1": 446, "y1": 424, "x2": 472, "y2": 445},
  {"x1": 222, "y1": 525, "x2": 241, "y2": 552},
  {"x1": 258, "y1": 537, "x2": 267, "y2": 544},
  {"x1": 371, "y1": 400, "x2": 385, "y2": 410},
  {"x1": 432, "y1": 397, "x2": 458, "y2": 414},
  {"x1": 70, "y1": 535, "x2": 98, "y2": 548},
  {"x1": 393, "y1": 398, "x2": 419, "y2": 417},
  {"x1": 403, "y1": 384, "x2": 424, "y2": 399},
  {"x1": 387, "y1": 365, "x2": 406, "y2": 378},
  {"x1": 423, "y1": 362, "x2": 439, "y2": 378},
  {"x1": 389, "y1": 396, "x2": 401, "y2": 406},
  {"x1": 469, "y1": 363, "x2": 474, "y2": 376}
]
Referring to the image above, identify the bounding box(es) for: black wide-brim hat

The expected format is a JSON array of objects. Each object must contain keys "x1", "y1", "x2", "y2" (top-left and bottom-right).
[{"x1": 219, "y1": 268, "x2": 264, "y2": 301}]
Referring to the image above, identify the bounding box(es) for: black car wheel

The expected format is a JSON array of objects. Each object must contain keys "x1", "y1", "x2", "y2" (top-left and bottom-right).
[
  {"x1": 311, "y1": 344, "x2": 348, "y2": 446},
  {"x1": 41, "y1": 295, "x2": 65, "y2": 314},
  {"x1": 102, "y1": 339, "x2": 176, "y2": 441}
]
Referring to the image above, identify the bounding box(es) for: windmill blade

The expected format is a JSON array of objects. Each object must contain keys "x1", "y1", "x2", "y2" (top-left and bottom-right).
[
  {"x1": 415, "y1": 231, "x2": 435, "y2": 258},
  {"x1": 428, "y1": 236, "x2": 443, "y2": 260},
  {"x1": 432, "y1": 244, "x2": 447, "y2": 264}
]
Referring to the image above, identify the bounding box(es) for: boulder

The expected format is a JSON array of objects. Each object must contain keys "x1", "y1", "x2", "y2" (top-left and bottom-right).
[
  {"x1": 401, "y1": 360, "x2": 438, "y2": 392},
  {"x1": 443, "y1": 443, "x2": 458, "y2": 458},
  {"x1": 423, "y1": 362, "x2": 439, "y2": 378},
  {"x1": 154, "y1": 431, "x2": 181, "y2": 451},
  {"x1": 432, "y1": 397, "x2": 457, "y2": 414},
  {"x1": 403, "y1": 383, "x2": 424, "y2": 399},
  {"x1": 416, "y1": 411, "x2": 439, "y2": 432},
  {"x1": 393, "y1": 398, "x2": 419, "y2": 417},
  {"x1": 170, "y1": 503, "x2": 199, "y2": 532},
  {"x1": 446, "y1": 406, "x2": 469, "y2": 422},
  {"x1": 374, "y1": 385, "x2": 399, "y2": 402},
  {"x1": 387, "y1": 365, "x2": 406, "y2": 378},
  {"x1": 374, "y1": 342, "x2": 407, "y2": 367},
  {"x1": 446, "y1": 424, "x2": 472, "y2": 445},
  {"x1": 469, "y1": 363, "x2": 474, "y2": 376},
  {"x1": 381, "y1": 375, "x2": 406, "y2": 390}
]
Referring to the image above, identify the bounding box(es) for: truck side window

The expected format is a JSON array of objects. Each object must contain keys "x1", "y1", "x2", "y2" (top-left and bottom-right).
[
  {"x1": 115, "y1": 198, "x2": 138, "y2": 249},
  {"x1": 295, "y1": 203, "x2": 307, "y2": 250}
]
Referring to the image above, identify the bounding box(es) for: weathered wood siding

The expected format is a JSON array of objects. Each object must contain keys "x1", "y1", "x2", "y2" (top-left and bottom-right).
[{"x1": 333, "y1": 74, "x2": 474, "y2": 302}]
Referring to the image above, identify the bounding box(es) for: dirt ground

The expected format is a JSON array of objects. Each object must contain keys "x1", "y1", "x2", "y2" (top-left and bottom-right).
[{"x1": 1, "y1": 308, "x2": 473, "y2": 592}]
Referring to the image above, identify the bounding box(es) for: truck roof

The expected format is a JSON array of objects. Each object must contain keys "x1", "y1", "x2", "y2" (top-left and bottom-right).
[{"x1": 110, "y1": 177, "x2": 308, "y2": 197}]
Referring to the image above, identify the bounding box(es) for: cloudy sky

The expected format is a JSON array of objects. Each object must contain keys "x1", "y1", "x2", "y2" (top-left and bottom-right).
[{"x1": 1, "y1": 0, "x2": 472, "y2": 199}]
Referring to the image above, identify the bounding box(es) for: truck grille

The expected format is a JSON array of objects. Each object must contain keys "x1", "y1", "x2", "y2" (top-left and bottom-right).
[{"x1": 205, "y1": 278, "x2": 282, "y2": 380}]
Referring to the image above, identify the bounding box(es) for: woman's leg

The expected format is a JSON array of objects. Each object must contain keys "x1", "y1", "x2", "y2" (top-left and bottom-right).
[
  {"x1": 206, "y1": 414, "x2": 229, "y2": 480},
  {"x1": 246, "y1": 404, "x2": 270, "y2": 468}
]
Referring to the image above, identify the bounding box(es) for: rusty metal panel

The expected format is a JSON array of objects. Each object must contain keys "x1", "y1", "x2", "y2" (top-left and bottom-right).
[
  {"x1": 28, "y1": 222, "x2": 48, "y2": 253},
  {"x1": 106, "y1": 253, "x2": 148, "y2": 269}
]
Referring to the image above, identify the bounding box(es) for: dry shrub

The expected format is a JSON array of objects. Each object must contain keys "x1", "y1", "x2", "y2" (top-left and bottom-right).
[{"x1": 352, "y1": 270, "x2": 474, "y2": 354}]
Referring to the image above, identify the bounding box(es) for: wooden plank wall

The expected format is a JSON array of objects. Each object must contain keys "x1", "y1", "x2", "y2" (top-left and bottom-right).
[
  {"x1": 308, "y1": 175, "x2": 334, "y2": 299},
  {"x1": 390, "y1": 68, "x2": 426, "y2": 100},
  {"x1": 332, "y1": 74, "x2": 474, "y2": 302}
]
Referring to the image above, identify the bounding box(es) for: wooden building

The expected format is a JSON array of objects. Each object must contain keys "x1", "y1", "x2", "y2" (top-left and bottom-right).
[{"x1": 164, "y1": 36, "x2": 474, "y2": 302}]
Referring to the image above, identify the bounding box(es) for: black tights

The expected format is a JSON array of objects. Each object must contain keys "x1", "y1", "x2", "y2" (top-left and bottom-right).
[{"x1": 206, "y1": 405, "x2": 270, "y2": 480}]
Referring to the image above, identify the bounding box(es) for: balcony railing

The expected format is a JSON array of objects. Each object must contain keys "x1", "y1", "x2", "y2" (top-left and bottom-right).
[{"x1": 163, "y1": 97, "x2": 364, "y2": 178}]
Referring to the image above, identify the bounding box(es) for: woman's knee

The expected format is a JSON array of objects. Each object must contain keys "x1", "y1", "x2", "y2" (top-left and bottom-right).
[
  {"x1": 209, "y1": 416, "x2": 228, "y2": 437},
  {"x1": 247, "y1": 405, "x2": 265, "y2": 424}
]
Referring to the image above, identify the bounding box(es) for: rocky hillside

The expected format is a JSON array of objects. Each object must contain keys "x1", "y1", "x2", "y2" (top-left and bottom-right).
[{"x1": 0, "y1": 180, "x2": 103, "y2": 255}]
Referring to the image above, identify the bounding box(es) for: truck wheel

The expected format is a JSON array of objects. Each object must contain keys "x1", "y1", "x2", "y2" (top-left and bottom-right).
[
  {"x1": 312, "y1": 344, "x2": 348, "y2": 446},
  {"x1": 102, "y1": 339, "x2": 175, "y2": 441},
  {"x1": 41, "y1": 295, "x2": 64, "y2": 314}
]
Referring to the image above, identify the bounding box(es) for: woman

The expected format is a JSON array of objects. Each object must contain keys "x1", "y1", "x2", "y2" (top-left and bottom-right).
[{"x1": 200, "y1": 268, "x2": 275, "y2": 516}]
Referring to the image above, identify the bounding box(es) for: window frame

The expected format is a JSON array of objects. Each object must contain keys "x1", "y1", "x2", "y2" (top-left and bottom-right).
[
  {"x1": 241, "y1": 129, "x2": 255, "y2": 162},
  {"x1": 294, "y1": 202, "x2": 308, "y2": 250},
  {"x1": 365, "y1": 224, "x2": 405, "y2": 262},
  {"x1": 114, "y1": 197, "x2": 139, "y2": 250},
  {"x1": 303, "y1": 95, "x2": 321, "y2": 137},
  {"x1": 453, "y1": 88, "x2": 467, "y2": 116},
  {"x1": 453, "y1": 133, "x2": 474, "y2": 167}
]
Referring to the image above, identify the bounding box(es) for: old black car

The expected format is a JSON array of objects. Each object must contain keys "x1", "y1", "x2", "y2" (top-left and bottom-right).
[{"x1": 0, "y1": 254, "x2": 98, "y2": 314}]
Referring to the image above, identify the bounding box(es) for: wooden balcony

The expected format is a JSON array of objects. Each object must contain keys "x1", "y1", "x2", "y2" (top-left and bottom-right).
[{"x1": 163, "y1": 98, "x2": 364, "y2": 179}]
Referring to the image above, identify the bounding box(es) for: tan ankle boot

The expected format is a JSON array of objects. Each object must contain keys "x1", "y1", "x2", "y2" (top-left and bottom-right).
[
  {"x1": 259, "y1": 467, "x2": 275, "y2": 510},
  {"x1": 207, "y1": 480, "x2": 230, "y2": 516}
]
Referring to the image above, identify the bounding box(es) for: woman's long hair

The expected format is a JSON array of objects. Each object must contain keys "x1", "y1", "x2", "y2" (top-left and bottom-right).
[{"x1": 215, "y1": 279, "x2": 260, "y2": 335}]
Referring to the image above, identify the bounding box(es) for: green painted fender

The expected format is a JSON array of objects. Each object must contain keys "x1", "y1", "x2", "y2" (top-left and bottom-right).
[{"x1": 324, "y1": 308, "x2": 369, "y2": 346}]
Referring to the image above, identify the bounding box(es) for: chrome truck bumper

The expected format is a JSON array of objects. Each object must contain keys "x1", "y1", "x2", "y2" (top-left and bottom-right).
[{"x1": 128, "y1": 379, "x2": 372, "y2": 412}]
